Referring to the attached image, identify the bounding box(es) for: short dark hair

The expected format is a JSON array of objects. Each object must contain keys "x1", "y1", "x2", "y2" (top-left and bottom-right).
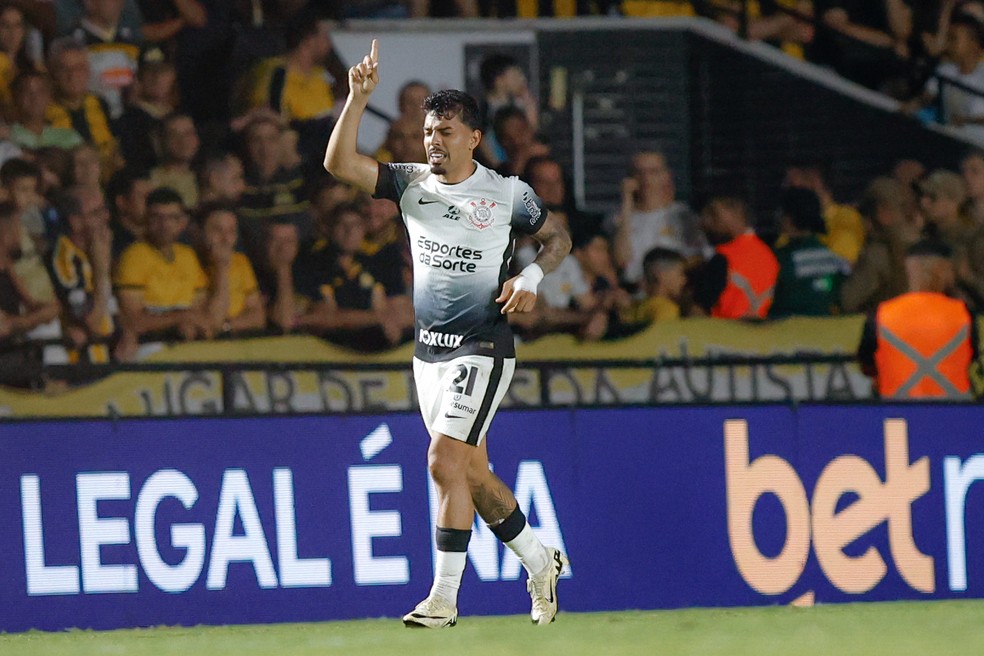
[
  {"x1": 284, "y1": 6, "x2": 325, "y2": 52},
  {"x1": 0, "y1": 158, "x2": 40, "y2": 186},
  {"x1": 107, "y1": 168, "x2": 149, "y2": 202},
  {"x1": 479, "y1": 54, "x2": 518, "y2": 91},
  {"x1": 195, "y1": 201, "x2": 237, "y2": 228},
  {"x1": 423, "y1": 89, "x2": 482, "y2": 131},
  {"x1": 952, "y1": 12, "x2": 984, "y2": 48},
  {"x1": 146, "y1": 186, "x2": 184, "y2": 211},
  {"x1": 780, "y1": 187, "x2": 826, "y2": 233},
  {"x1": 643, "y1": 247, "x2": 685, "y2": 284},
  {"x1": 492, "y1": 106, "x2": 527, "y2": 138},
  {"x1": 327, "y1": 201, "x2": 364, "y2": 229},
  {"x1": 907, "y1": 238, "x2": 952, "y2": 259}
]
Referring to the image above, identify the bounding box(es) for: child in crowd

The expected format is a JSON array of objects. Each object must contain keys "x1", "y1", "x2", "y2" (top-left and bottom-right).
[{"x1": 621, "y1": 247, "x2": 688, "y2": 327}]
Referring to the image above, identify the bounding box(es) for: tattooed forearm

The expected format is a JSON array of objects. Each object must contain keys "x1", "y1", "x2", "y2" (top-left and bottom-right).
[{"x1": 531, "y1": 211, "x2": 573, "y2": 276}]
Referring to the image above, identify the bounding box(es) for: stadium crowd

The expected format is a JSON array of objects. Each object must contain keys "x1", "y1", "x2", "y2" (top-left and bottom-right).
[{"x1": 0, "y1": 0, "x2": 982, "y2": 392}]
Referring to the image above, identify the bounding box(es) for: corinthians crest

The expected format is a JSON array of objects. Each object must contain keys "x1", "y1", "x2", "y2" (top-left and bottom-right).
[{"x1": 466, "y1": 198, "x2": 496, "y2": 230}]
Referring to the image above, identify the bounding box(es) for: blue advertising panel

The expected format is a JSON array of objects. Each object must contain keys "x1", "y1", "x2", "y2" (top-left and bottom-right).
[{"x1": 1, "y1": 405, "x2": 983, "y2": 632}]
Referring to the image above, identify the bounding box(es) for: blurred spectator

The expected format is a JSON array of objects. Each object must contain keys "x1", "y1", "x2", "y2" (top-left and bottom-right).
[
  {"x1": 198, "y1": 152, "x2": 246, "y2": 206},
  {"x1": 10, "y1": 70, "x2": 83, "y2": 151},
  {"x1": 116, "y1": 55, "x2": 178, "y2": 174},
  {"x1": 784, "y1": 161, "x2": 865, "y2": 264},
  {"x1": 609, "y1": 151, "x2": 705, "y2": 286},
  {"x1": 493, "y1": 106, "x2": 549, "y2": 178},
  {"x1": 295, "y1": 202, "x2": 405, "y2": 351},
  {"x1": 238, "y1": 113, "x2": 311, "y2": 256},
  {"x1": 858, "y1": 239, "x2": 977, "y2": 399},
  {"x1": 812, "y1": 0, "x2": 911, "y2": 92},
  {"x1": 113, "y1": 186, "x2": 207, "y2": 360},
  {"x1": 137, "y1": 0, "x2": 207, "y2": 47},
  {"x1": 842, "y1": 177, "x2": 918, "y2": 313},
  {"x1": 375, "y1": 116, "x2": 426, "y2": 164},
  {"x1": 916, "y1": 168, "x2": 984, "y2": 309},
  {"x1": 2, "y1": 158, "x2": 58, "y2": 311},
  {"x1": 0, "y1": 201, "x2": 57, "y2": 387},
  {"x1": 149, "y1": 113, "x2": 200, "y2": 208},
  {"x1": 255, "y1": 218, "x2": 300, "y2": 334},
  {"x1": 46, "y1": 37, "x2": 121, "y2": 177},
  {"x1": 478, "y1": 53, "x2": 538, "y2": 166},
  {"x1": 1, "y1": 156, "x2": 47, "y2": 247},
  {"x1": 919, "y1": 168, "x2": 972, "y2": 246},
  {"x1": 620, "y1": 247, "x2": 687, "y2": 328},
  {"x1": 106, "y1": 167, "x2": 150, "y2": 259},
  {"x1": 195, "y1": 203, "x2": 266, "y2": 337},
  {"x1": 247, "y1": 7, "x2": 338, "y2": 122},
  {"x1": 396, "y1": 79, "x2": 430, "y2": 124},
  {"x1": 48, "y1": 185, "x2": 114, "y2": 363},
  {"x1": 892, "y1": 157, "x2": 926, "y2": 190},
  {"x1": 68, "y1": 0, "x2": 143, "y2": 118},
  {"x1": 68, "y1": 142, "x2": 102, "y2": 192},
  {"x1": 0, "y1": 3, "x2": 41, "y2": 119},
  {"x1": 311, "y1": 177, "x2": 357, "y2": 224},
  {"x1": 696, "y1": 197, "x2": 779, "y2": 319},
  {"x1": 770, "y1": 187, "x2": 848, "y2": 317},
  {"x1": 904, "y1": 12, "x2": 984, "y2": 142},
  {"x1": 960, "y1": 148, "x2": 984, "y2": 224},
  {"x1": 245, "y1": 6, "x2": 345, "y2": 168},
  {"x1": 524, "y1": 155, "x2": 602, "y2": 244},
  {"x1": 359, "y1": 197, "x2": 411, "y2": 297}
]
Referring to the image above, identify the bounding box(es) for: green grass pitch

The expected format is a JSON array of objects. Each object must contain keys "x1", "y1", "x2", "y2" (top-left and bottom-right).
[{"x1": 2, "y1": 600, "x2": 981, "y2": 656}]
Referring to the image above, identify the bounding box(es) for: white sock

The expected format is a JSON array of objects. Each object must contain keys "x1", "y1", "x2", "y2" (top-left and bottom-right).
[
  {"x1": 429, "y1": 551, "x2": 467, "y2": 604},
  {"x1": 505, "y1": 524, "x2": 549, "y2": 575}
]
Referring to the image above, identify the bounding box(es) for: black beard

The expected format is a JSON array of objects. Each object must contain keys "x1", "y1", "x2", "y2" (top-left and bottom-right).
[{"x1": 429, "y1": 164, "x2": 447, "y2": 175}]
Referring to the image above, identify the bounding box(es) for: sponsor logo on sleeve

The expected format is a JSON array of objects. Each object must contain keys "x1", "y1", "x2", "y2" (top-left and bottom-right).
[{"x1": 522, "y1": 191, "x2": 541, "y2": 224}]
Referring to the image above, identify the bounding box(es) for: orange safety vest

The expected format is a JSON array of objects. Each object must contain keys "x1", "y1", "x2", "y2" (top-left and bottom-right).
[
  {"x1": 874, "y1": 292, "x2": 973, "y2": 399},
  {"x1": 711, "y1": 233, "x2": 779, "y2": 319}
]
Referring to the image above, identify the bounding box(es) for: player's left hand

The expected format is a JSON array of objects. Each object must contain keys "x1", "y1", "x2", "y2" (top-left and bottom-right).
[{"x1": 496, "y1": 275, "x2": 537, "y2": 314}]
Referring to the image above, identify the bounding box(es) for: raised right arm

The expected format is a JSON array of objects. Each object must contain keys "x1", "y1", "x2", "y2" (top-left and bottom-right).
[{"x1": 324, "y1": 39, "x2": 382, "y2": 194}]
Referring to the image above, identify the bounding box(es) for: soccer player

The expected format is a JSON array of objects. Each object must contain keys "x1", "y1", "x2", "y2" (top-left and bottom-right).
[{"x1": 325, "y1": 40, "x2": 572, "y2": 628}]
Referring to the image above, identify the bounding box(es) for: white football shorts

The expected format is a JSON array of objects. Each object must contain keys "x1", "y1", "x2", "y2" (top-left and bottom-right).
[{"x1": 412, "y1": 354, "x2": 516, "y2": 445}]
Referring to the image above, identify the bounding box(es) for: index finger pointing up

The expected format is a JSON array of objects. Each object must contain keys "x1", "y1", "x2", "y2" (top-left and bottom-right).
[{"x1": 369, "y1": 39, "x2": 379, "y2": 64}]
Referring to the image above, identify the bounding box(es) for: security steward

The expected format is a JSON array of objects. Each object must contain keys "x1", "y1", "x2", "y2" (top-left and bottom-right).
[{"x1": 858, "y1": 239, "x2": 980, "y2": 399}]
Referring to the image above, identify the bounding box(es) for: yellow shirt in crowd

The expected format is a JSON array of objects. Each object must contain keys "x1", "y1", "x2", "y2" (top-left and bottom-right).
[
  {"x1": 218, "y1": 252, "x2": 260, "y2": 319},
  {"x1": 621, "y1": 295, "x2": 681, "y2": 325},
  {"x1": 823, "y1": 203, "x2": 865, "y2": 265},
  {"x1": 113, "y1": 241, "x2": 206, "y2": 311}
]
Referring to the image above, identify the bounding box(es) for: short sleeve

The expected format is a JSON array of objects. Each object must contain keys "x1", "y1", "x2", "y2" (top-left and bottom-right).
[
  {"x1": 113, "y1": 244, "x2": 148, "y2": 290},
  {"x1": 509, "y1": 178, "x2": 546, "y2": 235},
  {"x1": 374, "y1": 162, "x2": 428, "y2": 202}
]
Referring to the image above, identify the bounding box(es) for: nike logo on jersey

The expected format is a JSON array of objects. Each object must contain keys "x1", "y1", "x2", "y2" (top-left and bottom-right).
[{"x1": 418, "y1": 197, "x2": 441, "y2": 205}]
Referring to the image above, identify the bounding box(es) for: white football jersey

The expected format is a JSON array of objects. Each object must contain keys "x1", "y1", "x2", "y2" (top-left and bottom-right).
[{"x1": 375, "y1": 160, "x2": 546, "y2": 362}]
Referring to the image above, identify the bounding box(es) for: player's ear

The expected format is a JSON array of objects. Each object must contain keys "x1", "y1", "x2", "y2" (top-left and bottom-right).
[{"x1": 469, "y1": 129, "x2": 482, "y2": 150}]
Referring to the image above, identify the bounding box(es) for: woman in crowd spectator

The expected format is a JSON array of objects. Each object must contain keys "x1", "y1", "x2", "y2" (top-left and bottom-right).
[{"x1": 0, "y1": 2, "x2": 40, "y2": 120}]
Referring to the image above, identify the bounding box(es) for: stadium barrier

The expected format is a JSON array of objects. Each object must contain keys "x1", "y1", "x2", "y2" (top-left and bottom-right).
[
  {"x1": 3, "y1": 404, "x2": 983, "y2": 632},
  {"x1": 1, "y1": 317, "x2": 887, "y2": 417}
]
